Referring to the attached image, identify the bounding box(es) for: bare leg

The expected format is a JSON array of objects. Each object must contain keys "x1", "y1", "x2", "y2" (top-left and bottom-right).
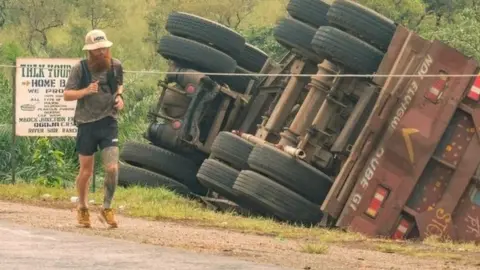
[
  {"x1": 76, "y1": 155, "x2": 94, "y2": 208},
  {"x1": 101, "y1": 146, "x2": 119, "y2": 209}
]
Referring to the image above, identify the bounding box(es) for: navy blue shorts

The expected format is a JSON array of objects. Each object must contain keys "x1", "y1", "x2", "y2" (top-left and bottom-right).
[{"x1": 75, "y1": 116, "x2": 118, "y2": 156}]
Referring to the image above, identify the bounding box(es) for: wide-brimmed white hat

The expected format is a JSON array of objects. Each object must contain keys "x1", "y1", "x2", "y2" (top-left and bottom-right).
[{"x1": 82, "y1": 29, "x2": 113, "y2": 51}]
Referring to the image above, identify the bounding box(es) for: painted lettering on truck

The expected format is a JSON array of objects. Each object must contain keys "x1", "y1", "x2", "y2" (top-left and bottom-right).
[
  {"x1": 347, "y1": 54, "x2": 434, "y2": 212},
  {"x1": 390, "y1": 54, "x2": 433, "y2": 131}
]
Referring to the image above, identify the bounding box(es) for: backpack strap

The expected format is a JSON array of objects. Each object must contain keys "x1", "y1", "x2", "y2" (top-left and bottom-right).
[
  {"x1": 79, "y1": 59, "x2": 91, "y2": 90},
  {"x1": 106, "y1": 58, "x2": 118, "y2": 95},
  {"x1": 79, "y1": 58, "x2": 118, "y2": 95}
]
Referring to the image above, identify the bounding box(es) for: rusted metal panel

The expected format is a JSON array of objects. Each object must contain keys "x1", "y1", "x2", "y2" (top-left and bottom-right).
[
  {"x1": 373, "y1": 26, "x2": 411, "y2": 87},
  {"x1": 414, "y1": 111, "x2": 480, "y2": 241},
  {"x1": 452, "y1": 183, "x2": 480, "y2": 242},
  {"x1": 321, "y1": 28, "x2": 432, "y2": 218},
  {"x1": 335, "y1": 36, "x2": 480, "y2": 242}
]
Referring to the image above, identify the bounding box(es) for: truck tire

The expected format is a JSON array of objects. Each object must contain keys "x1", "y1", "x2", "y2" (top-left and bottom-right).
[
  {"x1": 327, "y1": 0, "x2": 396, "y2": 52},
  {"x1": 311, "y1": 26, "x2": 384, "y2": 75},
  {"x1": 120, "y1": 142, "x2": 207, "y2": 195},
  {"x1": 234, "y1": 43, "x2": 269, "y2": 73},
  {"x1": 247, "y1": 144, "x2": 333, "y2": 204},
  {"x1": 233, "y1": 170, "x2": 323, "y2": 224},
  {"x1": 165, "y1": 12, "x2": 245, "y2": 56},
  {"x1": 210, "y1": 131, "x2": 254, "y2": 170},
  {"x1": 286, "y1": 0, "x2": 330, "y2": 28},
  {"x1": 196, "y1": 159, "x2": 240, "y2": 202},
  {"x1": 274, "y1": 17, "x2": 322, "y2": 63},
  {"x1": 221, "y1": 67, "x2": 256, "y2": 94},
  {"x1": 158, "y1": 35, "x2": 237, "y2": 74},
  {"x1": 171, "y1": 147, "x2": 208, "y2": 167},
  {"x1": 118, "y1": 163, "x2": 191, "y2": 196}
]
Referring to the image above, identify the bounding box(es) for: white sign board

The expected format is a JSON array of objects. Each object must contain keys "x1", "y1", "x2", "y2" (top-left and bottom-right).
[{"x1": 15, "y1": 58, "x2": 80, "y2": 137}]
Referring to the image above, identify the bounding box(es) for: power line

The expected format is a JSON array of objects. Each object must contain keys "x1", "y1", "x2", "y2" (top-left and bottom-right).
[{"x1": 1, "y1": 63, "x2": 479, "y2": 78}]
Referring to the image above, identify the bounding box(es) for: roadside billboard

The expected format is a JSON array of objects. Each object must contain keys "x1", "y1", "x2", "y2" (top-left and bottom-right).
[{"x1": 15, "y1": 58, "x2": 80, "y2": 137}]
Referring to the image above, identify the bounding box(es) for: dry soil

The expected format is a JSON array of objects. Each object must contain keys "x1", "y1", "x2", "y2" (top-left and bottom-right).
[{"x1": 0, "y1": 201, "x2": 478, "y2": 270}]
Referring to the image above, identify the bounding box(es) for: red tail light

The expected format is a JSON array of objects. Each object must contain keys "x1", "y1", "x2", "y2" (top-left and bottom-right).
[
  {"x1": 392, "y1": 217, "x2": 413, "y2": 240},
  {"x1": 365, "y1": 186, "x2": 389, "y2": 218},
  {"x1": 425, "y1": 72, "x2": 447, "y2": 103},
  {"x1": 172, "y1": 120, "x2": 182, "y2": 130},
  {"x1": 185, "y1": 83, "x2": 196, "y2": 94},
  {"x1": 467, "y1": 75, "x2": 480, "y2": 101}
]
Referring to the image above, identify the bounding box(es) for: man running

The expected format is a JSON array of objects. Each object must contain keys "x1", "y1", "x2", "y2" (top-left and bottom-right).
[{"x1": 63, "y1": 29, "x2": 124, "y2": 228}]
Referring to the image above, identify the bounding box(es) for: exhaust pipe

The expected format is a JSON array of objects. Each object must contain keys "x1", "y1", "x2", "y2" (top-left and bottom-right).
[
  {"x1": 276, "y1": 144, "x2": 306, "y2": 160},
  {"x1": 232, "y1": 130, "x2": 306, "y2": 159},
  {"x1": 232, "y1": 130, "x2": 267, "y2": 145}
]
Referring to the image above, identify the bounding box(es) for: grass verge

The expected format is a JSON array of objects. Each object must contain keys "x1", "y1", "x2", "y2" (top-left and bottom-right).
[
  {"x1": 301, "y1": 243, "x2": 329, "y2": 254},
  {"x1": 0, "y1": 183, "x2": 479, "y2": 263}
]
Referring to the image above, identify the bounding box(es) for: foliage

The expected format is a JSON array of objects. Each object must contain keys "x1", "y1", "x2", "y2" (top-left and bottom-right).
[
  {"x1": 173, "y1": 0, "x2": 261, "y2": 30},
  {"x1": 0, "y1": 72, "x2": 12, "y2": 123},
  {"x1": 357, "y1": 0, "x2": 427, "y2": 29},
  {"x1": 240, "y1": 26, "x2": 288, "y2": 61},
  {"x1": 9, "y1": 0, "x2": 72, "y2": 54},
  {"x1": 32, "y1": 137, "x2": 68, "y2": 187},
  {"x1": 75, "y1": 0, "x2": 125, "y2": 30},
  {"x1": 0, "y1": 41, "x2": 26, "y2": 64},
  {"x1": 419, "y1": 8, "x2": 480, "y2": 60}
]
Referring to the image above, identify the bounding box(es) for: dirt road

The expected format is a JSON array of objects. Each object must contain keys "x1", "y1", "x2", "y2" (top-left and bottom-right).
[
  {"x1": 0, "y1": 220, "x2": 287, "y2": 270},
  {"x1": 0, "y1": 201, "x2": 476, "y2": 270}
]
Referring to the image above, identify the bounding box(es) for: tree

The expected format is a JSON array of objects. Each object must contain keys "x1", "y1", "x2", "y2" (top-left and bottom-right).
[
  {"x1": 419, "y1": 7, "x2": 480, "y2": 60},
  {"x1": 0, "y1": 0, "x2": 28, "y2": 28},
  {"x1": 143, "y1": 0, "x2": 179, "y2": 61},
  {"x1": 76, "y1": 0, "x2": 124, "y2": 30},
  {"x1": 240, "y1": 26, "x2": 287, "y2": 61},
  {"x1": 421, "y1": 0, "x2": 455, "y2": 26},
  {"x1": 11, "y1": 0, "x2": 71, "y2": 54},
  {"x1": 177, "y1": 0, "x2": 260, "y2": 30},
  {"x1": 357, "y1": 0, "x2": 426, "y2": 29},
  {"x1": 144, "y1": 0, "x2": 262, "y2": 52},
  {"x1": 0, "y1": 0, "x2": 9, "y2": 28},
  {"x1": 144, "y1": 0, "x2": 174, "y2": 48}
]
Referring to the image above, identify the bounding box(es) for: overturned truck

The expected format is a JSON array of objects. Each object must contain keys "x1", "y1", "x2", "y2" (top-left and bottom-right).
[
  {"x1": 199, "y1": 0, "x2": 480, "y2": 243},
  {"x1": 118, "y1": 0, "x2": 480, "y2": 243}
]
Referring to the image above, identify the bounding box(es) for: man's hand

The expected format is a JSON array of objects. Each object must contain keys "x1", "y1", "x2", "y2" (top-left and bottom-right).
[
  {"x1": 84, "y1": 81, "x2": 99, "y2": 95},
  {"x1": 114, "y1": 95, "x2": 124, "y2": 110}
]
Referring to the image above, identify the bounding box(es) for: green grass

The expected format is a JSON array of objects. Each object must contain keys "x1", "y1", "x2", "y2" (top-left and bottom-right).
[
  {"x1": 0, "y1": 183, "x2": 362, "y2": 241},
  {"x1": 301, "y1": 243, "x2": 329, "y2": 254},
  {"x1": 1, "y1": 183, "x2": 479, "y2": 266},
  {"x1": 373, "y1": 242, "x2": 464, "y2": 261}
]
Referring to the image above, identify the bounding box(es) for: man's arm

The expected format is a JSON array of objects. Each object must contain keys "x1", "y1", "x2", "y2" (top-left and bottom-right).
[
  {"x1": 64, "y1": 88, "x2": 89, "y2": 101},
  {"x1": 116, "y1": 85, "x2": 124, "y2": 95}
]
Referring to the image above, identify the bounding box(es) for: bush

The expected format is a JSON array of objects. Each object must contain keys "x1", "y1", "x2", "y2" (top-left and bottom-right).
[{"x1": 240, "y1": 25, "x2": 288, "y2": 61}]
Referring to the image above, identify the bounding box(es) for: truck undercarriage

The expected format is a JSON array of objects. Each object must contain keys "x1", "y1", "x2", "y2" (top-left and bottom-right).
[{"x1": 118, "y1": 0, "x2": 480, "y2": 243}]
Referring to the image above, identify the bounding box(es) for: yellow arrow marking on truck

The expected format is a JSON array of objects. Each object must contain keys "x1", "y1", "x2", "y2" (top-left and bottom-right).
[{"x1": 402, "y1": 128, "x2": 419, "y2": 164}]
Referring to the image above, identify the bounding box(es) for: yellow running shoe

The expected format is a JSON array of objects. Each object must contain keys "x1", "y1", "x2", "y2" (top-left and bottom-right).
[
  {"x1": 77, "y1": 207, "x2": 91, "y2": 228},
  {"x1": 98, "y1": 208, "x2": 118, "y2": 228}
]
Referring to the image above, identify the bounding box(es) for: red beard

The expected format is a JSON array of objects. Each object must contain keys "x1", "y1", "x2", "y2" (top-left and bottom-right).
[{"x1": 87, "y1": 49, "x2": 112, "y2": 73}]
